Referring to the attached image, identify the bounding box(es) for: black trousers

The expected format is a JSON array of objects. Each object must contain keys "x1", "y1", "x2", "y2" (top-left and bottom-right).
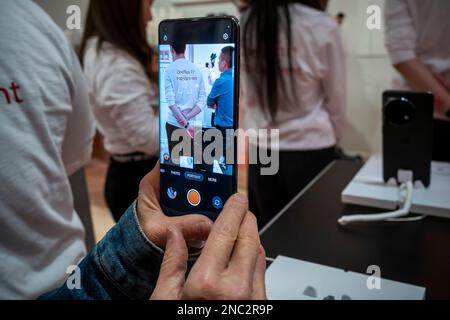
[
  {"x1": 433, "y1": 119, "x2": 450, "y2": 162},
  {"x1": 166, "y1": 122, "x2": 180, "y2": 161},
  {"x1": 248, "y1": 146, "x2": 338, "y2": 229},
  {"x1": 105, "y1": 156, "x2": 158, "y2": 222}
]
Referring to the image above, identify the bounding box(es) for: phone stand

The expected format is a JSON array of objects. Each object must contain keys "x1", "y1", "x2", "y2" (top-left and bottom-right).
[{"x1": 337, "y1": 91, "x2": 437, "y2": 225}]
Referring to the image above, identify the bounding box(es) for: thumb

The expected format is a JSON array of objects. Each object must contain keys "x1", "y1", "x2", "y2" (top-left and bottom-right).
[
  {"x1": 171, "y1": 214, "x2": 213, "y2": 242},
  {"x1": 150, "y1": 225, "x2": 188, "y2": 300},
  {"x1": 252, "y1": 245, "x2": 267, "y2": 300}
]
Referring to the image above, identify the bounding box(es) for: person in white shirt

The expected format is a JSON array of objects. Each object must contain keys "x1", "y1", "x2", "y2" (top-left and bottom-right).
[
  {"x1": 385, "y1": 0, "x2": 450, "y2": 162},
  {"x1": 81, "y1": 0, "x2": 159, "y2": 221},
  {"x1": 240, "y1": 0, "x2": 347, "y2": 227},
  {"x1": 0, "y1": 0, "x2": 95, "y2": 298},
  {"x1": 164, "y1": 44, "x2": 206, "y2": 163}
]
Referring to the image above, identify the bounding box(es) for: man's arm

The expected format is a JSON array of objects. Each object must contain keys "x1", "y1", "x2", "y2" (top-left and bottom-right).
[
  {"x1": 39, "y1": 203, "x2": 164, "y2": 299},
  {"x1": 187, "y1": 70, "x2": 207, "y2": 119},
  {"x1": 182, "y1": 106, "x2": 201, "y2": 121},
  {"x1": 385, "y1": 0, "x2": 450, "y2": 116},
  {"x1": 39, "y1": 164, "x2": 212, "y2": 300},
  {"x1": 207, "y1": 78, "x2": 221, "y2": 108},
  {"x1": 165, "y1": 69, "x2": 188, "y2": 126},
  {"x1": 394, "y1": 59, "x2": 450, "y2": 115},
  {"x1": 39, "y1": 163, "x2": 267, "y2": 301},
  {"x1": 169, "y1": 105, "x2": 188, "y2": 126},
  {"x1": 164, "y1": 68, "x2": 176, "y2": 108}
]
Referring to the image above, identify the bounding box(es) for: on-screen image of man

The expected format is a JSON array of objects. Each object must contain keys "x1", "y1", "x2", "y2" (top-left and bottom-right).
[
  {"x1": 207, "y1": 46, "x2": 234, "y2": 174},
  {"x1": 164, "y1": 43, "x2": 206, "y2": 165}
]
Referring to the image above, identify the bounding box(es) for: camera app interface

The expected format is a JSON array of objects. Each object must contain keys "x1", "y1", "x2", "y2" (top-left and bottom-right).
[{"x1": 159, "y1": 19, "x2": 237, "y2": 220}]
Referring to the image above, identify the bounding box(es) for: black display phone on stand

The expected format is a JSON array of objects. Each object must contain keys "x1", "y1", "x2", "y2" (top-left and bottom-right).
[
  {"x1": 158, "y1": 17, "x2": 240, "y2": 221},
  {"x1": 383, "y1": 91, "x2": 434, "y2": 187}
]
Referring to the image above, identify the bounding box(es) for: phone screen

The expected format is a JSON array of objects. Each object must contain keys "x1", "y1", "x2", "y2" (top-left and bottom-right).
[{"x1": 158, "y1": 17, "x2": 239, "y2": 220}]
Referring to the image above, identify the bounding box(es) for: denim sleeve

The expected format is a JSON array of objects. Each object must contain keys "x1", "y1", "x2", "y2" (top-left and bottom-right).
[{"x1": 39, "y1": 202, "x2": 166, "y2": 300}]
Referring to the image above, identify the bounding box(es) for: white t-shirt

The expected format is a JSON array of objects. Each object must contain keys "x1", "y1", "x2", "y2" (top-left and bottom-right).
[
  {"x1": 385, "y1": 0, "x2": 450, "y2": 76},
  {"x1": 241, "y1": 4, "x2": 347, "y2": 151},
  {"x1": 0, "y1": 1, "x2": 95, "y2": 299},
  {"x1": 164, "y1": 58, "x2": 206, "y2": 128},
  {"x1": 83, "y1": 37, "x2": 159, "y2": 156}
]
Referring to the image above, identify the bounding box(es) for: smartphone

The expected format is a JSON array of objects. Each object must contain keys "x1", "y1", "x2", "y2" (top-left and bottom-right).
[
  {"x1": 158, "y1": 17, "x2": 240, "y2": 220},
  {"x1": 382, "y1": 91, "x2": 434, "y2": 187}
]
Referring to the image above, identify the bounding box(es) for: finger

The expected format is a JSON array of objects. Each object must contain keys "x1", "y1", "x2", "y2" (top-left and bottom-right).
[
  {"x1": 229, "y1": 212, "x2": 260, "y2": 285},
  {"x1": 138, "y1": 162, "x2": 161, "y2": 211},
  {"x1": 149, "y1": 160, "x2": 160, "y2": 181},
  {"x1": 198, "y1": 193, "x2": 249, "y2": 271},
  {"x1": 150, "y1": 225, "x2": 187, "y2": 300},
  {"x1": 172, "y1": 215, "x2": 213, "y2": 241},
  {"x1": 140, "y1": 161, "x2": 160, "y2": 192},
  {"x1": 252, "y1": 245, "x2": 267, "y2": 300},
  {"x1": 156, "y1": 214, "x2": 213, "y2": 247}
]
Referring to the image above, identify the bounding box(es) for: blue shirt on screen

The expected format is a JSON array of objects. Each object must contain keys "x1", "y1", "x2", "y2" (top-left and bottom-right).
[{"x1": 207, "y1": 69, "x2": 234, "y2": 128}]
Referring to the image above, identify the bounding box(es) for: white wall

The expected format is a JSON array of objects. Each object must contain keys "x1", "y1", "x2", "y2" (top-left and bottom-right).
[
  {"x1": 34, "y1": 0, "x2": 89, "y2": 45},
  {"x1": 328, "y1": 0, "x2": 399, "y2": 156},
  {"x1": 34, "y1": 0, "x2": 89, "y2": 29}
]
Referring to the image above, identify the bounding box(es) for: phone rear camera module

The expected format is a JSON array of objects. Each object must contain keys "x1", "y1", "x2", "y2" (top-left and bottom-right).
[{"x1": 384, "y1": 97, "x2": 416, "y2": 126}]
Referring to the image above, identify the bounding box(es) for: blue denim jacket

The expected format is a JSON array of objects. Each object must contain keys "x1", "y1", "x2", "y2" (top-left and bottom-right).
[{"x1": 40, "y1": 202, "x2": 168, "y2": 300}]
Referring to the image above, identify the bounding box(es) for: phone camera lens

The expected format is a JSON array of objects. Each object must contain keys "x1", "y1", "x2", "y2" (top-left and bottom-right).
[{"x1": 384, "y1": 97, "x2": 416, "y2": 126}]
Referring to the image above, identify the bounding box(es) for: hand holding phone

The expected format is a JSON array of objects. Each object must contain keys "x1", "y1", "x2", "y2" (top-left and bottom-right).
[
  {"x1": 151, "y1": 193, "x2": 266, "y2": 300},
  {"x1": 136, "y1": 162, "x2": 212, "y2": 249}
]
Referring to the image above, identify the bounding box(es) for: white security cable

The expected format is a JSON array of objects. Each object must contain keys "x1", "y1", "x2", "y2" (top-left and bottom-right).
[
  {"x1": 337, "y1": 181, "x2": 424, "y2": 225},
  {"x1": 389, "y1": 215, "x2": 426, "y2": 222}
]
